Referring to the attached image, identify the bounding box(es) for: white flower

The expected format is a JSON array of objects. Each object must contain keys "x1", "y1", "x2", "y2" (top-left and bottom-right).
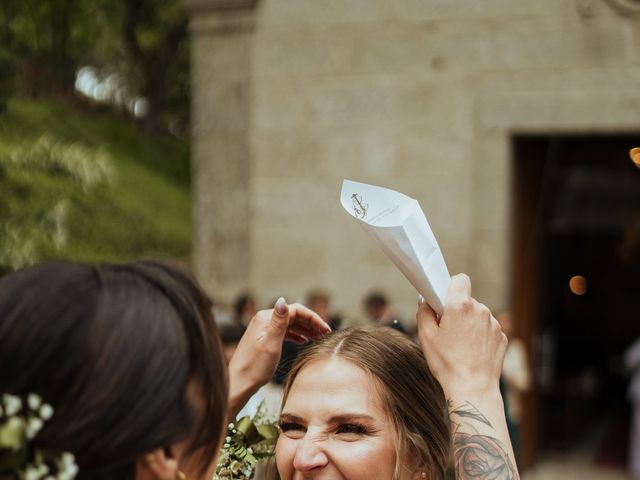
[
  {"x1": 40, "y1": 404, "x2": 54, "y2": 420},
  {"x1": 3, "y1": 394, "x2": 22, "y2": 416},
  {"x1": 60, "y1": 452, "x2": 78, "y2": 472},
  {"x1": 28, "y1": 394, "x2": 42, "y2": 410},
  {"x1": 24, "y1": 462, "x2": 48, "y2": 480},
  {"x1": 25, "y1": 467, "x2": 40, "y2": 480},
  {"x1": 26, "y1": 417, "x2": 44, "y2": 439}
]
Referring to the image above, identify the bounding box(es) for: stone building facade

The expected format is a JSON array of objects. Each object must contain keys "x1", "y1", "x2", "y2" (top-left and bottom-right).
[{"x1": 185, "y1": 0, "x2": 640, "y2": 320}]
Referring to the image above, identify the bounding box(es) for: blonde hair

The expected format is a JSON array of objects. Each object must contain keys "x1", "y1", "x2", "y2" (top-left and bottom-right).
[{"x1": 278, "y1": 327, "x2": 450, "y2": 480}]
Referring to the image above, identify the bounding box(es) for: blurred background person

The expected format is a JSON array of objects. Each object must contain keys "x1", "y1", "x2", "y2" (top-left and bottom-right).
[
  {"x1": 363, "y1": 290, "x2": 406, "y2": 333},
  {"x1": 305, "y1": 288, "x2": 343, "y2": 330},
  {"x1": 497, "y1": 311, "x2": 532, "y2": 462},
  {"x1": 233, "y1": 292, "x2": 258, "y2": 327},
  {"x1": 219, "y1": 321, "x2": 246, "y2": 363}
]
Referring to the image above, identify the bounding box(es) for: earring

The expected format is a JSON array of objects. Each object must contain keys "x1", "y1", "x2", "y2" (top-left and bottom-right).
[
  {"x1": 421, "y1": 472, "x2": 427, "y2": 480},
  {"x1": 177, "y1": 471, "x2": 187, "y2": 480}
]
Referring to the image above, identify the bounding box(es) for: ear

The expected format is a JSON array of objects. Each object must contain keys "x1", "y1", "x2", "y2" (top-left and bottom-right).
[
  {"x1": 136, "y1": 447, "x2": 180, "y2": 480},
  {"x1": 411, "y1": 469, "x2": 426, "y2": 480}
]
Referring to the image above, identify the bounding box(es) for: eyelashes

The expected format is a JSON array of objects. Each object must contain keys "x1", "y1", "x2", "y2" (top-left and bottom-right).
[
  {"x1": 336, "y1": 423, "x2": 368, "y2": 435},
  {"x1": 279, "y1": 422, "x2": 304, "y2": 432},
  {"x1": 278, "y1": 421, "x2": 370, "y2": 436}
]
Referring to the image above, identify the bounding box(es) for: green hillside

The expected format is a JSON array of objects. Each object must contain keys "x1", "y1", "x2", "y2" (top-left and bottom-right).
[{"x1": 0, "y1": 97, "x2": 192, "y2": 271}]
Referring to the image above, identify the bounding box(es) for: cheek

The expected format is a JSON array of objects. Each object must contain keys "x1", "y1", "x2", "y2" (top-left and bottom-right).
[
  {"x1": 275, "y1": 436, "x2": 296, "y2": 476},
  {"x1": 331, "y1": 440, "x2": 397, "y2": 477},
  {"x1": 275, "y1": 438, "x2": 397, "y2": 479}
]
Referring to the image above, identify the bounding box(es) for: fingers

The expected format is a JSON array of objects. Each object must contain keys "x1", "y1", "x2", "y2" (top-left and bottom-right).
[
  {"x1": 447, "y1": 273, "x2": 471, "y2": 304},
  {"x1": 284, "y1": 331, "x2": 309, "y2": 345},
  {"x1": 265, "y1": 299, "x2": 331, "y2": 343},
  {"x1": 471, "y1": 298, "x2": 492, "y2": 322},
  {"x1": 269, "y1": 297, "x2": 290, "y2": 335},
  {"x1": 286, "y1": 324, "x2": 322, "y2": 342},
  {"x1": 288, "y1": 303, "x2": 332, "y2": 335},
  {"x1": 416, "y1": 296, "x2": 439, "y2": 337}
]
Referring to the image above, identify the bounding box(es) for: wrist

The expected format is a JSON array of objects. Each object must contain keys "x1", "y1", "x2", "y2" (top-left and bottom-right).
[
  {"x1": 442, "y1": 383, "x2": 503, "y2": 405},
  {"x1": 227, "y1": 364, "x2": 260, "y2": 420}
]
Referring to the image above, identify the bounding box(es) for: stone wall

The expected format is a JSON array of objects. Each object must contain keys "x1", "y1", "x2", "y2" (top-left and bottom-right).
[{"x1": 187, "y1": 0, "x2": 640, "y2": 323}]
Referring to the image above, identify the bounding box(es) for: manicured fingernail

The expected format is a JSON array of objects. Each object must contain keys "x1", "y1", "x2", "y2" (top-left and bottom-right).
[
  {"x1": 275, "y1": 297, "x2": 287, "y2": 315},
  {"x1": 418, "y1": 295, "x2": 425, "y2": 306}
]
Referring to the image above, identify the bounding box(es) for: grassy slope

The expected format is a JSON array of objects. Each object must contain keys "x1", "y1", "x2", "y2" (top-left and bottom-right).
[{"x1": 0, "y1": 97, "x2": 192, "y2": 264}]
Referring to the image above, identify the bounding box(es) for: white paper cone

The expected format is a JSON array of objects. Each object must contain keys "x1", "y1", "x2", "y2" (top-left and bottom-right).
[{"x1": 340, "y1": 179, "x2": 451, "y2": 315}]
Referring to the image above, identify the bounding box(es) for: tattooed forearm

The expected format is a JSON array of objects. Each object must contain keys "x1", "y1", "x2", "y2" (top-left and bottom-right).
[
  {"x1": 450, "y1": 401, "x2": 493, "y2": 428},
  {"x1": 449, "y1": 401, "x2": 519, "y2": 480}
]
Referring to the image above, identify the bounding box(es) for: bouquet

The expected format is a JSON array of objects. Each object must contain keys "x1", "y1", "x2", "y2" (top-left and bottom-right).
[{"x1": 214, "y1": 403, "x2": 278, "y2": 480}]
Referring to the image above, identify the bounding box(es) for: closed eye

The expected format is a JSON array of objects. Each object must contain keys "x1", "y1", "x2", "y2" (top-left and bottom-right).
[
  {"x1": 279, "y1": 422, "x2": 305, "y2": 433},
  {"x1": 336, "y1": 423, "x2": 368, "y2": 435}
]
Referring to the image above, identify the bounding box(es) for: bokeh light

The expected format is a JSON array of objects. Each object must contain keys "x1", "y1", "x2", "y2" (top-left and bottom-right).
[
  {"x1": 630, "y1": 147, "x2": 640, "y2": 168},
  {"x1": 569, "y1": 275, "x2": 588, "y2": 296}
]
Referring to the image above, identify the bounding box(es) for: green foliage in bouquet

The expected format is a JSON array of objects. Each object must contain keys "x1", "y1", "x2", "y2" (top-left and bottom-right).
[{"x1": 215, "y1": 408, "x2": 279, "y2": 480}]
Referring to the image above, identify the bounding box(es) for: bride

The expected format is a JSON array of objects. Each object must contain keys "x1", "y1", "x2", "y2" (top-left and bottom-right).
[{"x1": 232, "y1": 274, "x2": 517, "y2": 480}]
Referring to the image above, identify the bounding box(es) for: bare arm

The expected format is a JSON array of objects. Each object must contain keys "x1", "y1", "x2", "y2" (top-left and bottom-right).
[
  {"x1": 448, "y1": 393, "x2": 518, "y2": 479},
  {"x1": 417, "y1": 275, "x2": 519, "y2": 480}
]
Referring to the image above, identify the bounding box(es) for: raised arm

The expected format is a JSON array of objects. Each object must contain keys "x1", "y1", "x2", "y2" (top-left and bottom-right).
[
  {"x1": 417, "y1": 274, "x2": 519, "y2": 480},
  {"x1": 227, "y1": 298, "x2": 331, "y2": 420}
]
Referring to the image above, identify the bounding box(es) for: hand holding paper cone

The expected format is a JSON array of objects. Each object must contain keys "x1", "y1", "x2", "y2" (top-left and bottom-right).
[{"x1": 340, "y1": 180, "x2": 451, "y2": 315}]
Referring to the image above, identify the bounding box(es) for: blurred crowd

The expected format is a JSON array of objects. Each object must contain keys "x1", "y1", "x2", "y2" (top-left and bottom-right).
[
  {"x1": 215, "y1": 287, "x2": 407, "y2": 362},
  {"x1": 214, "y1": 287, "x2": 534, "y2": 465},
  {"x1": 214, "y1": 288, "x2": 412, "y2": 420}
]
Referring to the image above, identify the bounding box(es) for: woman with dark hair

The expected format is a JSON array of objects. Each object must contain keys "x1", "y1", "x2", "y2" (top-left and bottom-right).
[{"x1": 0, "y1": 261, "x2": 328, "y2": 480}]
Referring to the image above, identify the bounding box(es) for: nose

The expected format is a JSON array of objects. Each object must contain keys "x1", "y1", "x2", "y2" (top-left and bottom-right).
[{"x1": 293, "y1": 435, "x2": 329, "y2": 472}]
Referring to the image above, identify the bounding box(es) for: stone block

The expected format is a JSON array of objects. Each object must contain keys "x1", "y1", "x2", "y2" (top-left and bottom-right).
[
  {"x1": 257, "y1": 0, "x2": 392, "y2": 26},
  {"x1": 389, "y1": 0, "x2": 576, "y2": 21}
]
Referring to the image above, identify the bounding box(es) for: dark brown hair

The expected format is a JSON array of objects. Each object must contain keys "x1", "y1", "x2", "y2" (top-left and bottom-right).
[
  {"x1": 0, "y1": 261, "x2": 228, "y2": 479},
  {"x1": 281, "y1": 328, "x2": 450, "y2": 480}
]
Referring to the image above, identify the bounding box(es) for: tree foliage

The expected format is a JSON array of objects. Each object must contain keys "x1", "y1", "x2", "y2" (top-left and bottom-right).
[{"x1": 0, "y1": 0, "x2": 190, "y2": 132}]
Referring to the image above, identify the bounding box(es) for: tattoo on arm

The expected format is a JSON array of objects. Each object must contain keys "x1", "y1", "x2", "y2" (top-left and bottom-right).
[
  {"x1": 450, "y1": 401, "x2": 493, "y2": 428},
  {"x1": 449, "y1": 400, "x2": 519, "y2": 480}
]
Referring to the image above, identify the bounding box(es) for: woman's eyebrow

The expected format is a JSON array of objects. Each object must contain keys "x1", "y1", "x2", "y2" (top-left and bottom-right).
[
  {"x1": 327, "y1": 413, "x2": 376, "y2": 423},
  {"x1": 279, "y1": 413, "x2": 377, "y2": 423},
  {"x1": 279, "y1": 413, "x2": 304, "y2": 423}
]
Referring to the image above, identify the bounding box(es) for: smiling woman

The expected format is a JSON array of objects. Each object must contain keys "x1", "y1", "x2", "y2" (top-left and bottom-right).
[
  {"x1": 267, "y1": 275, "x2": 520, "y2": 480},
  {"x1": 275, "y1": 328, "x2": 450, "y2": 480}
]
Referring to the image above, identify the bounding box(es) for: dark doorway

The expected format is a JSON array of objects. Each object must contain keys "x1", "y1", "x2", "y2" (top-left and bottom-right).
[{"x1": 512, "y1": 134, "x2": 640, "y2": 469}]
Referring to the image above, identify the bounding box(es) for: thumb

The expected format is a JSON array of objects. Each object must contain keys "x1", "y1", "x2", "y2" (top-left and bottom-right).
[
  {"x1": 447, "y1": 273, "x2": 471, "y2": 304},
  {"x1": 270, "y1": 296, "x2": 290, "y2": 333}
]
